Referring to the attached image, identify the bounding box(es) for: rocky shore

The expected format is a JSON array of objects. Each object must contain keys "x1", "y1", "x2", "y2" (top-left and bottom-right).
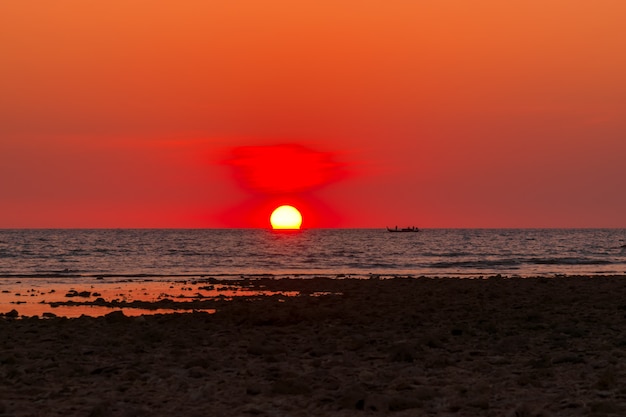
[{"x1": 2, "y1": 276, "x2": 626, "y2": 416}]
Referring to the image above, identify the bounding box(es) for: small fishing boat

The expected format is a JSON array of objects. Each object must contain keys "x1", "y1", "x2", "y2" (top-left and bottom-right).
[{"x1": 387, "y1": 226, "x2": 420, "y2": 233}]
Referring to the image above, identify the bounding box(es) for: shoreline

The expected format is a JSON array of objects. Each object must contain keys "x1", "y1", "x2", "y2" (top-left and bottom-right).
[
  {"x1": 2, "y1": 274, "x2": 626, "y2": 319},
  {"x1": 2, "y1": 276, "x2": 626, "y2": 415}
]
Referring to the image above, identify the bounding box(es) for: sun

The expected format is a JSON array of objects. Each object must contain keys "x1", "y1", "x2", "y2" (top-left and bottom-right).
[{"x1": 270, "y1": 205, "x2": 303, "y2": 230}]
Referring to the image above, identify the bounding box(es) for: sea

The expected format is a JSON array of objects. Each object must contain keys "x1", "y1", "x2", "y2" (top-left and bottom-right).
[{"x1": 1, "y1": 229, "x2": 626, "y2": 281}]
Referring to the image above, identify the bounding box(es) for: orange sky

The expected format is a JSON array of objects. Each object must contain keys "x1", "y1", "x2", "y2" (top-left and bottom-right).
[{"x1": 1, "y1": 1, "x2": 625, "y2": 228}]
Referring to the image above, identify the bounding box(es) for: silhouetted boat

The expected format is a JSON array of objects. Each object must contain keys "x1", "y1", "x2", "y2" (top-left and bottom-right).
[{"x1": 387, "y1": 226, "x2": 420, "y2": 233}]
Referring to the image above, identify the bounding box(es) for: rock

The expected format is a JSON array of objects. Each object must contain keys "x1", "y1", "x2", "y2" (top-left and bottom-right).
[
  {"x1": 343, "y1": 334, "x2": 367, "y2": 351},
  {"x1": 240, "y1": 405, "x2": 264, "y2": 415},
  {"x1": 339, "y1": 388, "x2": 393, "y2": 412},
  {"x1": 412, "y1": 386, "x2": 439, "y2": 401},
  {"x1": 507, "y1": 403, "x2": 553, "y2": 417},
  {"x1": 246, "y1": 385, "x2": 262, "y2": 396},
  {"x1": 88, "y1": 401, "x2": 112, "y2": 417},
  {"x1": 246, "y1": 340, "x2": 285, "y2": 356},
  {"x1": 338, "y1": 386, "x2": 367, "y2": 410},
  {"x1": 120, "y1": 405, "x2": 151, "y2": 417},
  {"x1": 187, "y1": 366, "x2": 206, "y2": 378},
  {"x1": 451, "y1": 328, "x2": 463, "y2": 336},
  {"x1": 271, "y1": 378, "x2": 312, "y2": 395},
  {"x1": 5, "y1": 309, "x2": 19, "y2": 318},
  {"x1": 388, "y1": 395, "x2": 422, "y2": 411},
  {"x1": 65, "y1": 290, "x2": 91, "y2": 298},
  {"x1": 362, "y1": 394, "x2": 390, "y2": 412},
  {"x1": 104, "y1": 310, "x2": 126, "y2": 323},
  {"x1": 389, "y1": 342, "x2": 418, "y2": 362}
]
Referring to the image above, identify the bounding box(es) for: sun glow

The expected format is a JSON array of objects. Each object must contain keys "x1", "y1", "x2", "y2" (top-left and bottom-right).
[{"x1": 270, "y1": 205, "x2": 303, "y2": 230}]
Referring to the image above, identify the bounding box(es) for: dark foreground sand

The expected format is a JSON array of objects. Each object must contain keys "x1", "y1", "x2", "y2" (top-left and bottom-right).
[{"x1": 2, "y1": 276, "x2": 626, "y2": 417}]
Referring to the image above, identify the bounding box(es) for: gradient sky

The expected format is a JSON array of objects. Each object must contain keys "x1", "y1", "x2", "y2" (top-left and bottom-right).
[{"x1": 1, "y1": 1, "x2": 625, "y2": 228}]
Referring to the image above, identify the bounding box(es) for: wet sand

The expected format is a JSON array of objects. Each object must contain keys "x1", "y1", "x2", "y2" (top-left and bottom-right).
[{"x1": 2, "y1": 275, "x2": 626, "y2": 416}]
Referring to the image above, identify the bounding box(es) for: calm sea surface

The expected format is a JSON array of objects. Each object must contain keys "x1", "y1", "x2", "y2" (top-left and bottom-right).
[{"x1": 1, "y1": 229, "x2": 626, "y2": 280}]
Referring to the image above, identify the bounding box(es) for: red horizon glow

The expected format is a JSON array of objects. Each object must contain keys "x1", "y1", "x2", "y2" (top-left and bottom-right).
[
  {"x1": 215, "y1": 194, "x2": 343, "y2": 229},
  {"x1": 1, "y1": 1, "x2": 626, "y2": 228}
]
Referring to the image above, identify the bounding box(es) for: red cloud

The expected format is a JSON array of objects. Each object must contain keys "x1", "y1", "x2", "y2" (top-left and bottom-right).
[{"x1": 224, "y1": 143, "x2": 348, "y2": 195}]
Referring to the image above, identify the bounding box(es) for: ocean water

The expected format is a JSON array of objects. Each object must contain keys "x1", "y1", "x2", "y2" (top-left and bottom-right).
[{"x1": 1, "y1": 229, "x2": 626, "y2": 280}]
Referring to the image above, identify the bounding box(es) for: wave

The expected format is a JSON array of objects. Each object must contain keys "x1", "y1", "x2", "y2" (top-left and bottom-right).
[
  {"x1": 430, "y1": 257, "x2": 615, "y2": 270},
  {"x1": 422, "y1": 252, "x2": 473, "y2": 258},
  {"x1": 529, "y1": 257, "x2": 613, "y2": 265},
  {"x1": 430, "y1": 259, "x2": 522, "y2": 269}
]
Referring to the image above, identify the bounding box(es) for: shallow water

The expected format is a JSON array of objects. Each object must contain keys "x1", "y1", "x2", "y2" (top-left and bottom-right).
[{"x1": 0, "y1": 277, "x2": 299, "y2": 318}]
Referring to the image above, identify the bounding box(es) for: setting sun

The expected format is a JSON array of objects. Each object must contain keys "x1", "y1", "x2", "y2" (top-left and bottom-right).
[{"x1": 270, "y1": 205, "x2": 303, "y2": 230}]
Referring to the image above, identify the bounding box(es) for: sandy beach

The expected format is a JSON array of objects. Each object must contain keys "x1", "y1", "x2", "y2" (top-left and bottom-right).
[{"x1": 2, "y1": 275, "x2": 626, "y2": 416}]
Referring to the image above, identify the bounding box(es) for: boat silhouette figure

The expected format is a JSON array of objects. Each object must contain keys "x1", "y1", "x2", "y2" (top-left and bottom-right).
[{"x1": 387, "y1": 226, "x2": 420, "y2": 233}]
